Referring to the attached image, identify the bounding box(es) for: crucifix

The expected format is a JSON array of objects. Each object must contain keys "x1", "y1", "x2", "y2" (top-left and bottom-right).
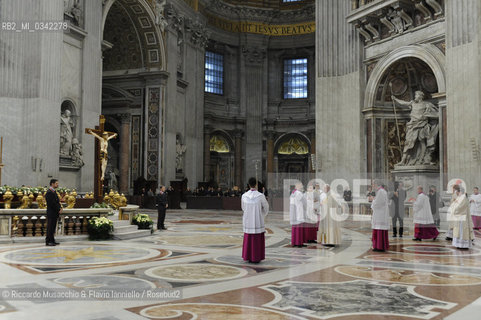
[
  {"x1": 0, "y1": 137, "x2": 4, "y2": 185},
  {"x1": 85, "y1": 115, "x2": 118, "y2": 203}
]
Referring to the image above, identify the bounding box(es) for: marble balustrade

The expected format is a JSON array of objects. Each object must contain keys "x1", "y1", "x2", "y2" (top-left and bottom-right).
[{"x1": 0, "y1": 208, "x2": 111, "y2": 238}]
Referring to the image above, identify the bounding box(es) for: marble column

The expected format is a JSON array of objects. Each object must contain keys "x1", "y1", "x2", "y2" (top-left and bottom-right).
[
  {"x1": 234, "y1": 130, "x2": 243, "y2": 187},
  {"x1": 242, "y1": 45, "x2": 266, "y2": 182},
  {"x1": 351, "y1": 0, "x2": 359, "y2": 10},
  {"x1": 119, "y1": 114, "x2": 130, "y2": 194},
  {"x1": 204, "y1": 126, "x2": 211, "y2": 182},
  {"x1": 316, "y1": 0, "x2": 362, "y2": 182},
  {"x1": 266, "y1": 131, "x2": 275, "y2": 174}
]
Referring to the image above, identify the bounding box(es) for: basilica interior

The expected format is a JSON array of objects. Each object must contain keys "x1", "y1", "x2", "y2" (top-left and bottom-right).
[{"x1": 1, "y1": 0, "x2": 481, "y2": 319}]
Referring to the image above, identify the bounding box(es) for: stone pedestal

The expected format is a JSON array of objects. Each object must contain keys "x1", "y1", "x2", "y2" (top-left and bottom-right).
[{"x1": 392, "y1": 165, "x2": 441, "y2": 200}]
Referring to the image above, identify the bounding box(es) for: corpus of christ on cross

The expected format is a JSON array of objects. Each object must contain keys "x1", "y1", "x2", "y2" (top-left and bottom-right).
[{"x1": 85, "y1": 115, "x2": 117, "y2": 203}]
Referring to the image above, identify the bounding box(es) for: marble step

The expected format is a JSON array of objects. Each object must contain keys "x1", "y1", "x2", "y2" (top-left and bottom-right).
[
  {"x1": 112, "y1": 219, "x2": 131, "y2": 228},
  {"x1": 113, "y1": 225, "x2": 139, "y2": 234},
  {"x1": 112, "y1": 229, "x2": 152, "y2": 240}
]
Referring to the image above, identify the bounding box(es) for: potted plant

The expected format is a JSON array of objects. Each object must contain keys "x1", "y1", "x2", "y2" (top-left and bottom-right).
[
  {"x1": 132, "y1": 213, "x2": 153, "y2": 230},
  {"x1": 87, "y1": 216, "x2": 114, "y2": 240}
]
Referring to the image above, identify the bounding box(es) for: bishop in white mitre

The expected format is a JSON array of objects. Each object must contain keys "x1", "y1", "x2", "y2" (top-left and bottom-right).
[
  {"x1": 450, "y1": 187, "x2": 475, "y2": 249},
  {"x1": 317, "y1": 184, "x2": 342, "y2": 246}
]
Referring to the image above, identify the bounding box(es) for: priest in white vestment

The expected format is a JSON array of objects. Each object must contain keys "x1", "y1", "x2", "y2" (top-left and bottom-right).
[
  {"x1": 242, "y1": 177, "x2": 269, "y2": 263},
  {"x1": 371, "y1": 181, "x2": 390, "y2": 251},
  {"x1": 451, "y1": 188, "x2": 475, "y2": 249},
  {"x1": 290, "y1": 182, "x2": 307, "y2": 247},
  {"x1": 317, "y1": 184, "x2": 342, "y2": 246},
  {"x1": 313, "y1": 183, "x2": 322, "y2": 231},
  {"x1": 446, "y1": 184, "x2": 461, "y2": 240},
  {"x1": 412, "y1": 186, "x2": 439, "y2": 241},
  {"x1": 305, "y1": 185, "x2": 320, "y2": 243},
  {"x1": 469, "y1": 187, "x2": 481, "y2": 229}
]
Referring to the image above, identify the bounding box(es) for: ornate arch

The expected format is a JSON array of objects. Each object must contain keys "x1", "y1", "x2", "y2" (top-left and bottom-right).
[
  {"x1": 102, "y1": 0, "x2": 166, "y2": 71},
  {"x1": 364, "y1": 44, "x2": 445, "y2": 109},
  {"x1": 210, "y1": 130, "x2": 234, "y2": 153},
  {"x1": 274, "y1": 133, "x2": 311, "y2": 155}
]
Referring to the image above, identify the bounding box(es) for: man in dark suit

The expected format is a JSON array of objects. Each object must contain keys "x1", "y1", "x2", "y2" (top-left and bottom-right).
[
  {"x1": 390, "y1": 181, "x2": 406, "y2": 237},
  {"x1": 156, "y1": 185, "x2": 168, "y2": 230},
  {"x1": 45, "y1": 179, "x2": 62, "y2": 246},
  {"x1": 428, "y1": 185, "x2": 442, "y2": 227}
]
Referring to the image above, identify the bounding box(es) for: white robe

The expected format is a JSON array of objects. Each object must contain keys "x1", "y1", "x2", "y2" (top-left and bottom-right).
[
  {"x1": 446, "y1": 193, "x2": 459, "y2": 237},
  {"x1": 413, "y1": 193, "x2": 434, "y2": 224},
  {"x1": 371, "y1": 187, "x2": 390, "y2": 230},
  {"x1": 242, "y1": 190, "x2": 269, "y2": 234},
  {"x1": 318, "y1": 191, "x2": 342, "y2": 245},
  {"x1": 469, "y1": 193, "x2": 481, "y2": 217},
  {"x1": 290, "y1": 190, "x2": 307, "y2": 225},
  {"x1": 305, "y1": 191, "x2": 319, "y2": 224},
  {"x1": 452, "y1": 194, "x2": 475, "y2": 248}
]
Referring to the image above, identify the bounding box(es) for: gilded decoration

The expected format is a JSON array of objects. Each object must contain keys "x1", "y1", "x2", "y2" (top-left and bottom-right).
[
  {"x1": 278, "y1": 138, "x2": 309, "y2": 155},
  {"x1": 205, "y1": 14, "x2": 315, "y2": 36},
  {"x1": 210, "y1": 135, "x2": 230, "y2": 153}
]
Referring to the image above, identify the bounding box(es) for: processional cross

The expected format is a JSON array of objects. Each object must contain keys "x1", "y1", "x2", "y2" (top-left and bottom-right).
[{"x1": 85, "y1": 115, "x2": 117, "y2": 203}]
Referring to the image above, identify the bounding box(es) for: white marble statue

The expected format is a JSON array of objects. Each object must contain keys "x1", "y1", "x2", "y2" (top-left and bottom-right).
[
  {"x1": 392, "y1": 91, "x2": 439, "y2": 166},
  {"x1": 60, "y1": 109, "x2": 74, "y2": 156},
  {"x1": 175, "y1": 137, "x2": 187, "y2": 172},
  {"x1": 155, "y1": 0, "x2": 168, "y2": 32},
  {"x1": 108, "y1": 169, "x2": 118, "y2": 192},
  {"x1": 71, "y1": 138, "x2": 84, "y2": 167}
]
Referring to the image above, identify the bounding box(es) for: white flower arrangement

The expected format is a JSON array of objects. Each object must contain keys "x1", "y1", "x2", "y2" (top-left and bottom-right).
[{"x1": 132, "y1": 213, "x2": 153, "y2": 229}]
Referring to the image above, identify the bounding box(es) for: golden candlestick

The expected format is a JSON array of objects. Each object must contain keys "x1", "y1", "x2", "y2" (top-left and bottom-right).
[{"x1": 3, "y1": 189, "x2": 13, "y2": 209}]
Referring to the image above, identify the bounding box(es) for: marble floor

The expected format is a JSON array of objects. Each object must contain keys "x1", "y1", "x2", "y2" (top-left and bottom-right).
[{"x1": 0, "y1": 209, "x2": 480, "y2": 320}]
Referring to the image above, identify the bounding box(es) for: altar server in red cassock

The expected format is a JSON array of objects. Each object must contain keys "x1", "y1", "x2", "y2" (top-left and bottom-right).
[{"x1": 242, "y1": 177, "x2": 269, "y2": 263}]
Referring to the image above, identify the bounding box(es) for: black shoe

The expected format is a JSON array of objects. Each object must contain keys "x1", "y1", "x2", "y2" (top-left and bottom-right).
[
  {"x1": 399, "y1": 235, "x2": 403, "y2": 238},
  {"x1": 46, "y1": 243, "x2": 56, "y2": 246},
  {"x1": 412, "y1": 238, "x2": 422, "y2": 241},
  {"x1": 393, "y1": 234, "x2": 397, "y2": 238},
  {"x1": 446, "y1": 237, "x2": 452, "y2": 241},
  {"x1": 372, "y1": 248, "x2": 385, "y2": 252},
  {"x1": 54, "y1": 242, "x2": 60, "y2": 245},
  {"x1": 161, "y1": 227, "x2": 167, "y2": 230}
]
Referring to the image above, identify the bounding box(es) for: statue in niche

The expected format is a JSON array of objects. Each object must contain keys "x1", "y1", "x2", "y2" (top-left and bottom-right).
[
  {"x1": 177, "y1": 35, "x2": 184, "y2": 72},
  {"x1": 392, "y1": 91, "x2": 439, "y2": 166},
  {"x1": 154, "y1": 0, "x2": 168, "y2": 32},
  {"x1": 176, "y1": 136, "x2": 187, "y2": 172},
  {"x1": 107, "y1": 167, "x2": 118, "y2": 192},
  {"x1": 71, "y1": 138, "x2": 84, "y2": 167},
  {"x1": 60, "y1": 109, "x2": 74, "y2": 156}
]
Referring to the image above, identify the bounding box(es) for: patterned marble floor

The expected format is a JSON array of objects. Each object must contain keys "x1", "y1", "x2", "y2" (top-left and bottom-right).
[{"x1": 0, "y1": 209, "x2": 480, "y2": 320}]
